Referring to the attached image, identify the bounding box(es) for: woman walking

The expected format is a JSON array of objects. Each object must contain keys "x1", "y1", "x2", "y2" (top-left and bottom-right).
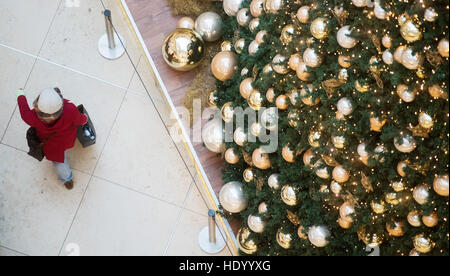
[{"x1": 16, "y1": 88, "x2": 87, "y2": 190}]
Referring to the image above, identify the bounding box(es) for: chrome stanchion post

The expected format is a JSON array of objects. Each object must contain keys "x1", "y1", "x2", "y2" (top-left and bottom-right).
[
  {"x1": 198, "y1": 210, "x2": 226, "y2": 254},
  {"x1": 98, "y1": 9, "x2": 126, "y2": 60}
]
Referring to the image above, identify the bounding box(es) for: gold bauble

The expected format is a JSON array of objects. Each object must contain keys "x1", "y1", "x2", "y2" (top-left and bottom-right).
[
  {"x1": 250, "y1": 0, "x2": 264, "y2": 17},
  {"x1": 433, "y1": 174, "x2": 449, "y2": 197},
  {"x1": 438, "y1": 38, "x2": 449, "y2": 58},
  {"x1": 176, "y1": 17, "x2": 195, "y2": 29},
  {"x1": 289, "y1": 53, "x2": 302, "y2": 71},
  {"x1": 374, "y1": 144, "x2": 387, "y2": 163},
  {"x1": 255, "y1": 30, "x2": 268, "y2": 44},
  {"x1": 407, "y1": 210, "x2": 422, "y2": 227},
  {"x1": 300, "y1": 84, "x2": 320, "y2": 106},
  {"x1": 385, "y1": 192, "x2": 399, "y2": 205},
  {"x1": 428, "y1": 84, "x2": 445, "y2": 98},
  {"x1": 392, "y1": 180, "x2": 405, "y2": 192},
  {"x1": 223, "y1": 0, "x2": 245, "y2": 16},
  {"x1": 211, "y1": 51, "x2": 238, "y2": 81},
  {"x1": 340, "y1": 202, "x2": 355, "y2": 223},
  {"x1": 332, "y1": 135, "x2": 345, "y2": 149},
  {"x1": 234, "y1": 127, "x2": 247, "y2": 146},
  {"x1": 264, "y1": 0, "x2": 284, "y2": 14},
  {"x1": 338, "y1": 69, "x2": 348, "y2": 82},
  {"x1": 308, "y1": 130, "x2": 321, "y2": 148},
  {"x1": 289, "y1": 88, "x2": 299, "y2": 106},
  {"x1": 382, "y1": 49, "x2": 394, "y2": 65},
  {"x1": 250, "y1": 122, "x2": 262, "y2": 137},
  {"x1": 296, "y1": 61, "x2": 310, "y2": 81},
  {"x1": 272, "y1": 54, "x2": 289, "y2": 74},
  {"x1": 288, "y1": 109, "x2": 300, "y2": 128},
  {"x1": 418, "y1": 112, "x2": 434, "y2": 129},
  {"x1": 252, "y1": 148, "x2": 271, "y2": 170},
  {"x1": 352, "y1": 0, "x2": 366, "y2": 7},
  {"x1": 386, "y1": 220, "x2": 406, "y2": 237},
  {"x1": 315, "y1": 161, "x2": 330, "y2": 179},
  {"x1": 276, "y1": 94, "x2": 289, "y2": 110},
  {"x1": 338, "y1": 217, "x2": 352, "y2": 229},
  {"x1": 234, "y1": 38, "x2": 245, "y2": 54},
  {"x1": 243, "y1": 168, "x2": 254, "y2": 183},
  {"x1": 382, "y1": 34, "x2": 392, "y2": 48},
  {"x1": 237, "y1": 8, "x2": 251, "y2": 27},
  {"x1": 355, "y1": 80, "x2": 369, "y2": 93},
  {"x1": 276, "y1": 228, "x2": 292, "y2": 249},
  {"x1": 424, "y1": 8, "x2": 438, "y2": 22},
  {"x1": 397, "y1": 84, "x2": 416, "y2": 103},
  {"x1": 303, "y1": 48, "x2": 322, "y2": 68},
  {"x1": 298, "y1": 225, "x2": 308, "y2": 239},
  {"x1": 416, "y1": 66, "x2": 426, "y2": 79},
  {"x1": 394, "y1": 45, "x2": 407, "y2": 63},
  {"x1": 409, "y1": 249, "x2": 421, "y2": 256},
  {"x1": 398, "y1": 12, "x2": 409, "y2": 26},
  {"x1": 248, "y1": 214, "x2": 266, "y2": 233},
  {"x1": 281, "y1": 24, "x2": 296, "y2": 44},
  {"x1": 338, "y1": 55, "x2": 351, "y2": 68},
  {"x1": 330, "y1": 181, "x2": 342, "y2": 195},
  {"x1": 221, "y1": 102, "x2": 234, "y2": 122},
  {"x1": 413, "y1": 234, "x2": 433, "y2": 253},
  {"x1": 401, "y1": 48, "x2": 423, "y2": 70},
  {"x1": 333, "y1": 165, "x2": 350, "y2": 183},
  {"x1": 263, "y1": 63, "x2": 273, "y2": 74},
  {"x1": 310, "y1": 17, "x2": 329, "y2": 40},
  {"x1": 400, "y1": 19, "x2": 422, "y2": 43},
  {"x1": 282, "y1": 144, "x2": 295, "y2": 163},
  {"x1": 397, "y1": 161, "x2": 409, "y2": 177},
  {"x1": 266, "y1": 88, "x2": 276, "y2": 103},
  {"x1": 296, "y1": 6, "x2": 310, "y2": 24},
  {"x1": 370, "y1": 117, "x2": 386, "y2": 132},
  {"x1": 308, "y1": 225, "x2": 331, "y2": 247},
  {"x1": 268, "y1": 173, "x2": 280, "y2": 190},
  {"x1": 359, "y1": 228, "x2": 385, "y2": 248},
  {"x1": 221, "y1": 41, "x2": 233, "y2": 52},
  {"x1": 225, "y1": 148, "x2": 240, "y2": 164},
  {"x1": 281, "y1": 185, "x2": 298, "y2": 206},
  {"x1": 208, "y1": 91, "x2": 218, "y2": 107},
  {"x1": 422, "y1": 211, "x2": 438, "y2": 228},
  {"x1": 162, "y1": 28, "x2": 205, "y2": 71},
  {"x1": 303, "y1": 149, "x2": 316, "y2": 167},
  {"x1": 413, "y1": 184, "x2": 430, "y2": 205},
  {"x1": 237, "y1": 227, "x2": 257, "y2": 254},
  {"x1": 248, "y1": 40, "x2": 260, "y2": 56},
  {"x1": 337, "y1": 25, "x2": 358, "y2": 48},
  {"x1": 248, "y1": 90, "x2": 263, "y2": 111},
  {"x1": 371, "y1": 200, "x2": 386, "y2": 214},
  {"x1": 241, "y1": 67, "x2": 249, "y2": 76},
  {"x1": 258, "y1": 202, "x2": 268, "y2": 213},
  {"x1": 240, "y1": 78, "x2": 254, "y2": 99},
  {"x1": 369, "y1": 56, "x2": 380, "y2": 73},
  {"x1": 249, "y1": 18, "x2": 260, "y2": 33},
  {"x1": 394, "y1": 133, "x2": 417, "y2": 153}
]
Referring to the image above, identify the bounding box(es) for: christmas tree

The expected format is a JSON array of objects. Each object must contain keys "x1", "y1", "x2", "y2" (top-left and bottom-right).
[{"x1": 211, "y1": 0, "x2": 449, "y2": 256}]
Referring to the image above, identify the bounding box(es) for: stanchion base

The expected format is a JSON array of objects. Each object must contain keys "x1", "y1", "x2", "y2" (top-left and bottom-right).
[
  {"x1": 98, "y1": 33, "x2": 126, "y2": 60},
  {"x1": 198, "y1": 226, "x2": 226, "y2": 254}
]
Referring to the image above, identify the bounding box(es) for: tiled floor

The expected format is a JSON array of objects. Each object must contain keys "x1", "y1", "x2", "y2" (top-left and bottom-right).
[{"x1": 0, "y1": 0, "x2": 231, "y2": 256}]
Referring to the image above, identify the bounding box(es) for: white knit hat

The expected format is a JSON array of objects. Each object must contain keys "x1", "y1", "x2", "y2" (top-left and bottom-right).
[{"x1": 37, "y1": 88, "x2": 63, "y2": 114}]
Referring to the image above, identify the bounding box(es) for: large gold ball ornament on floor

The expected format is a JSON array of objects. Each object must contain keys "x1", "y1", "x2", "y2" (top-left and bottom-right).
[
  {"x1": 308, "y1": 225, "x2": 331, "y2": 247},
  {"x1": 422, "y1": 211, "x2": 439, "y2": 228},
  {"x1": 162, "y1": 28, "x2": 205, "y2": 71},
  {"x1": 434, "y1": 174, "x2": 449, "y2": 196},
  {"x1": 413, "y1": 184, "x2": 430, "y2": 205},
  {"x1": 219, "y1": 181, "x2": 248, "y2": 213},
  {"x1": 248, "y1": 214, "x2": 266, "y2": 233},
  {"x1": 407, "y1": 210, "x2": 422, "y2": 227},
  {"x1": 176, "y1": 17, "x2": 195, "y2": 29},
  {"x1": 386, "y1": 220, "x2": 406, "y2": 237},
  {"x1": 211, "y1": 51, "x2": 238, "y2": 81},
  {"x1": 268, "y1": 173, "x2": 281, "y2": 190},
  {"x1": 340, "y1": 202, "x2": 355, "y2": 223},
  {"x1": 243, "y1": 168, "x2": 254, "y2": 183},
  {"x1": 202, "y1": 117, "x2": 224, "y2": 153},
  {"x1": 303, "y1": 48, "x2": 322, "y2": 68},
  {"x1": 225, "y1": 148, "x2": 240, "y2": 164},
  {"x1": 413, "y1": 234, "x2": 433, "y2": 253},
  {"x1": 296, "y1": 6, "x2": 310, "y2": 24},
  {"x1": 310, "y1": 17, "x2": 329, "y2": 40},
  {"x1": 337, "y1": 25, "x2": 358, "y2": 48},
  {"x1": 250, "y1": 0, "x2": 264, "y2": 17},
  {"x1": 276, "y1": 229, "x2": 292, "y2": 249},
  {"x1": 400, "y1": 19, "x2": 422, "y2": 43},
  {"x1": 438, "y1": 38, "x2": 449, "y2": 58},
  {"x1": 223, "y1": 0, "x2": 244, "y2": 16},
  {"x1": 252, "y1": 148, "x2": 271, "y2": 170},
  {"x1": 281, "y1": 185, "x2": 298, "y2": 206},
  {"x1": 237, "y1": 227, "x2": 257, "y2": 254},
  {"x1": 264, "y1": 0, "x2": 284, "y2": 14},
  {"x1": 195, "y1": 12, "x2": 223, "y2": 42},
  {"x1": 394, "y1": 133, "x2": 417, "y2": 153}
]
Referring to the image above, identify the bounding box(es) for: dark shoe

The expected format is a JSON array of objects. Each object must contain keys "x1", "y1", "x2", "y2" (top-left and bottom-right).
[{"x1": 64, "y1": 180, "x2": 74, "y2": 190}]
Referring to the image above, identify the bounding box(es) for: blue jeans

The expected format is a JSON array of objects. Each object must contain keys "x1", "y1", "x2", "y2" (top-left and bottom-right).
[{"x1": 52, "y1": 154, "x2": 73, "y2": 183}]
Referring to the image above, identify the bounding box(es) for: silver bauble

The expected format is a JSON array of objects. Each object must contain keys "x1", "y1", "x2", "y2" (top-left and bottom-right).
[
  {"x1": 330, "y1": 181, "x2": 342, "y2": 195},
  {"x1": 249, "y1": 18, "x2": 260, "y2": 32},
  {"x1": 223, "y1": 0, "x2": 244, "y2": 16},
  {"x1": 397, "y1": 84, "x2": 416, "y2": 103},
  {"x1": 202, "y1": 116, "x2": 224, "y2": 153},
  {"x1": 382, "y1": 50, "x2": 394, "y2": 65},
  {"x1": 250, "y1": 0, "x2": 264, "y2": 17},
  {"x1": 303, "y1": 48, "x2": 322, "y2": 68},
  {"x1": 413, "y1": 184, "x2": 430, "y2": 205},
  {"x1": 424, "y1": 8, "x2": 438, "y2": 22},
  {"x1": 394, "y1": 133, "x2": 417, "y2": 153},
  {"x1": 264, "y1": 0, "x2": 284, "y2": 14},
  {"x1": 433, "y1": 174, "x2": 449, "y2": 197},
  {"x1": 296, "y1": 6, "x2": 310, "y2": 24},
  {"x1": 219, "y1": 181, "x2": 248, "y2": 213},
  {"x1": 357, "y1": 143, "x2": 369, "y2": 157},
  {"x1": 234, "y1": 127, "x2": 248, "y2": 146},
  {"x1": 337, "y1": 25, "x2": 358, "y2": 49},
  {"x1": 340, "y1": 202, "x2": 355, "y2": 222},
  {"x1": 374, "y1": 3, "x2": 387, "y2": 20},
  {"x1": 268, "y1": 173, "x2": 281, "y2": 190},
  {"x1": 234, "y1": 38, "x2": 246, "y2": 54},
  {"x1": 272, "y1": 54, "x2": 289, "y2": 74},
  {"x1": 394, "y1": 45, "x2": 406, "y2": 63},
  {"x1": 261, "y1": 107, "x2": 278, "y2": 131},
  {"x1": 352, "y1": 0, "x2": 366, "y2": 7},
  {"x1": 438, "y1": 38, "x2": 449, "y2": 58},
  {"x1": 408, "y1": 210, "x2": 422, "y2": 227},
  {"x1": 308, "y1": 225, "x2": 331, "y2": 247},
  {"x1": 310, "y1": 17, "x2": 329, "y2": 40},
  {"x1": 281, "y1": 185, "x2": 298, "y2": 206},
  {"x1": 401, "y1": 48, "x2": 423, "y2": 70},
  {"x1": 248, "y1": 214, "x2": 266, "y2": 233},
  {"x1": 382, "y1": 34, "x2": 392, "y2": 48},
  {"x1": 237, "y1": 8, "x2": 251, "y2": 27},
  {"x1": 337, "y1": 97, "x2": 353, "y2": 116},
  {"x1": 333, "y1": 165, "x2": 350, "y2": 183},
  {"x1": 418, "y1": 112, "x2": 434, "y2": 129},
  {"x1": 248, "y1": 40, "x2": 260, "y2": 56},
  {"x1": 195, "y1": 12, "x2": 223, "y2": 42}
]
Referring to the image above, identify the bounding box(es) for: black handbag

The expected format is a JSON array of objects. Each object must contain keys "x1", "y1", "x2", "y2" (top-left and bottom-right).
[
  {"x1": 26, "y1": 127, "x2": 55, "y2": 162},
  {"x1": 77, "y1": 105, "x2": 96, "y2": 148}
]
